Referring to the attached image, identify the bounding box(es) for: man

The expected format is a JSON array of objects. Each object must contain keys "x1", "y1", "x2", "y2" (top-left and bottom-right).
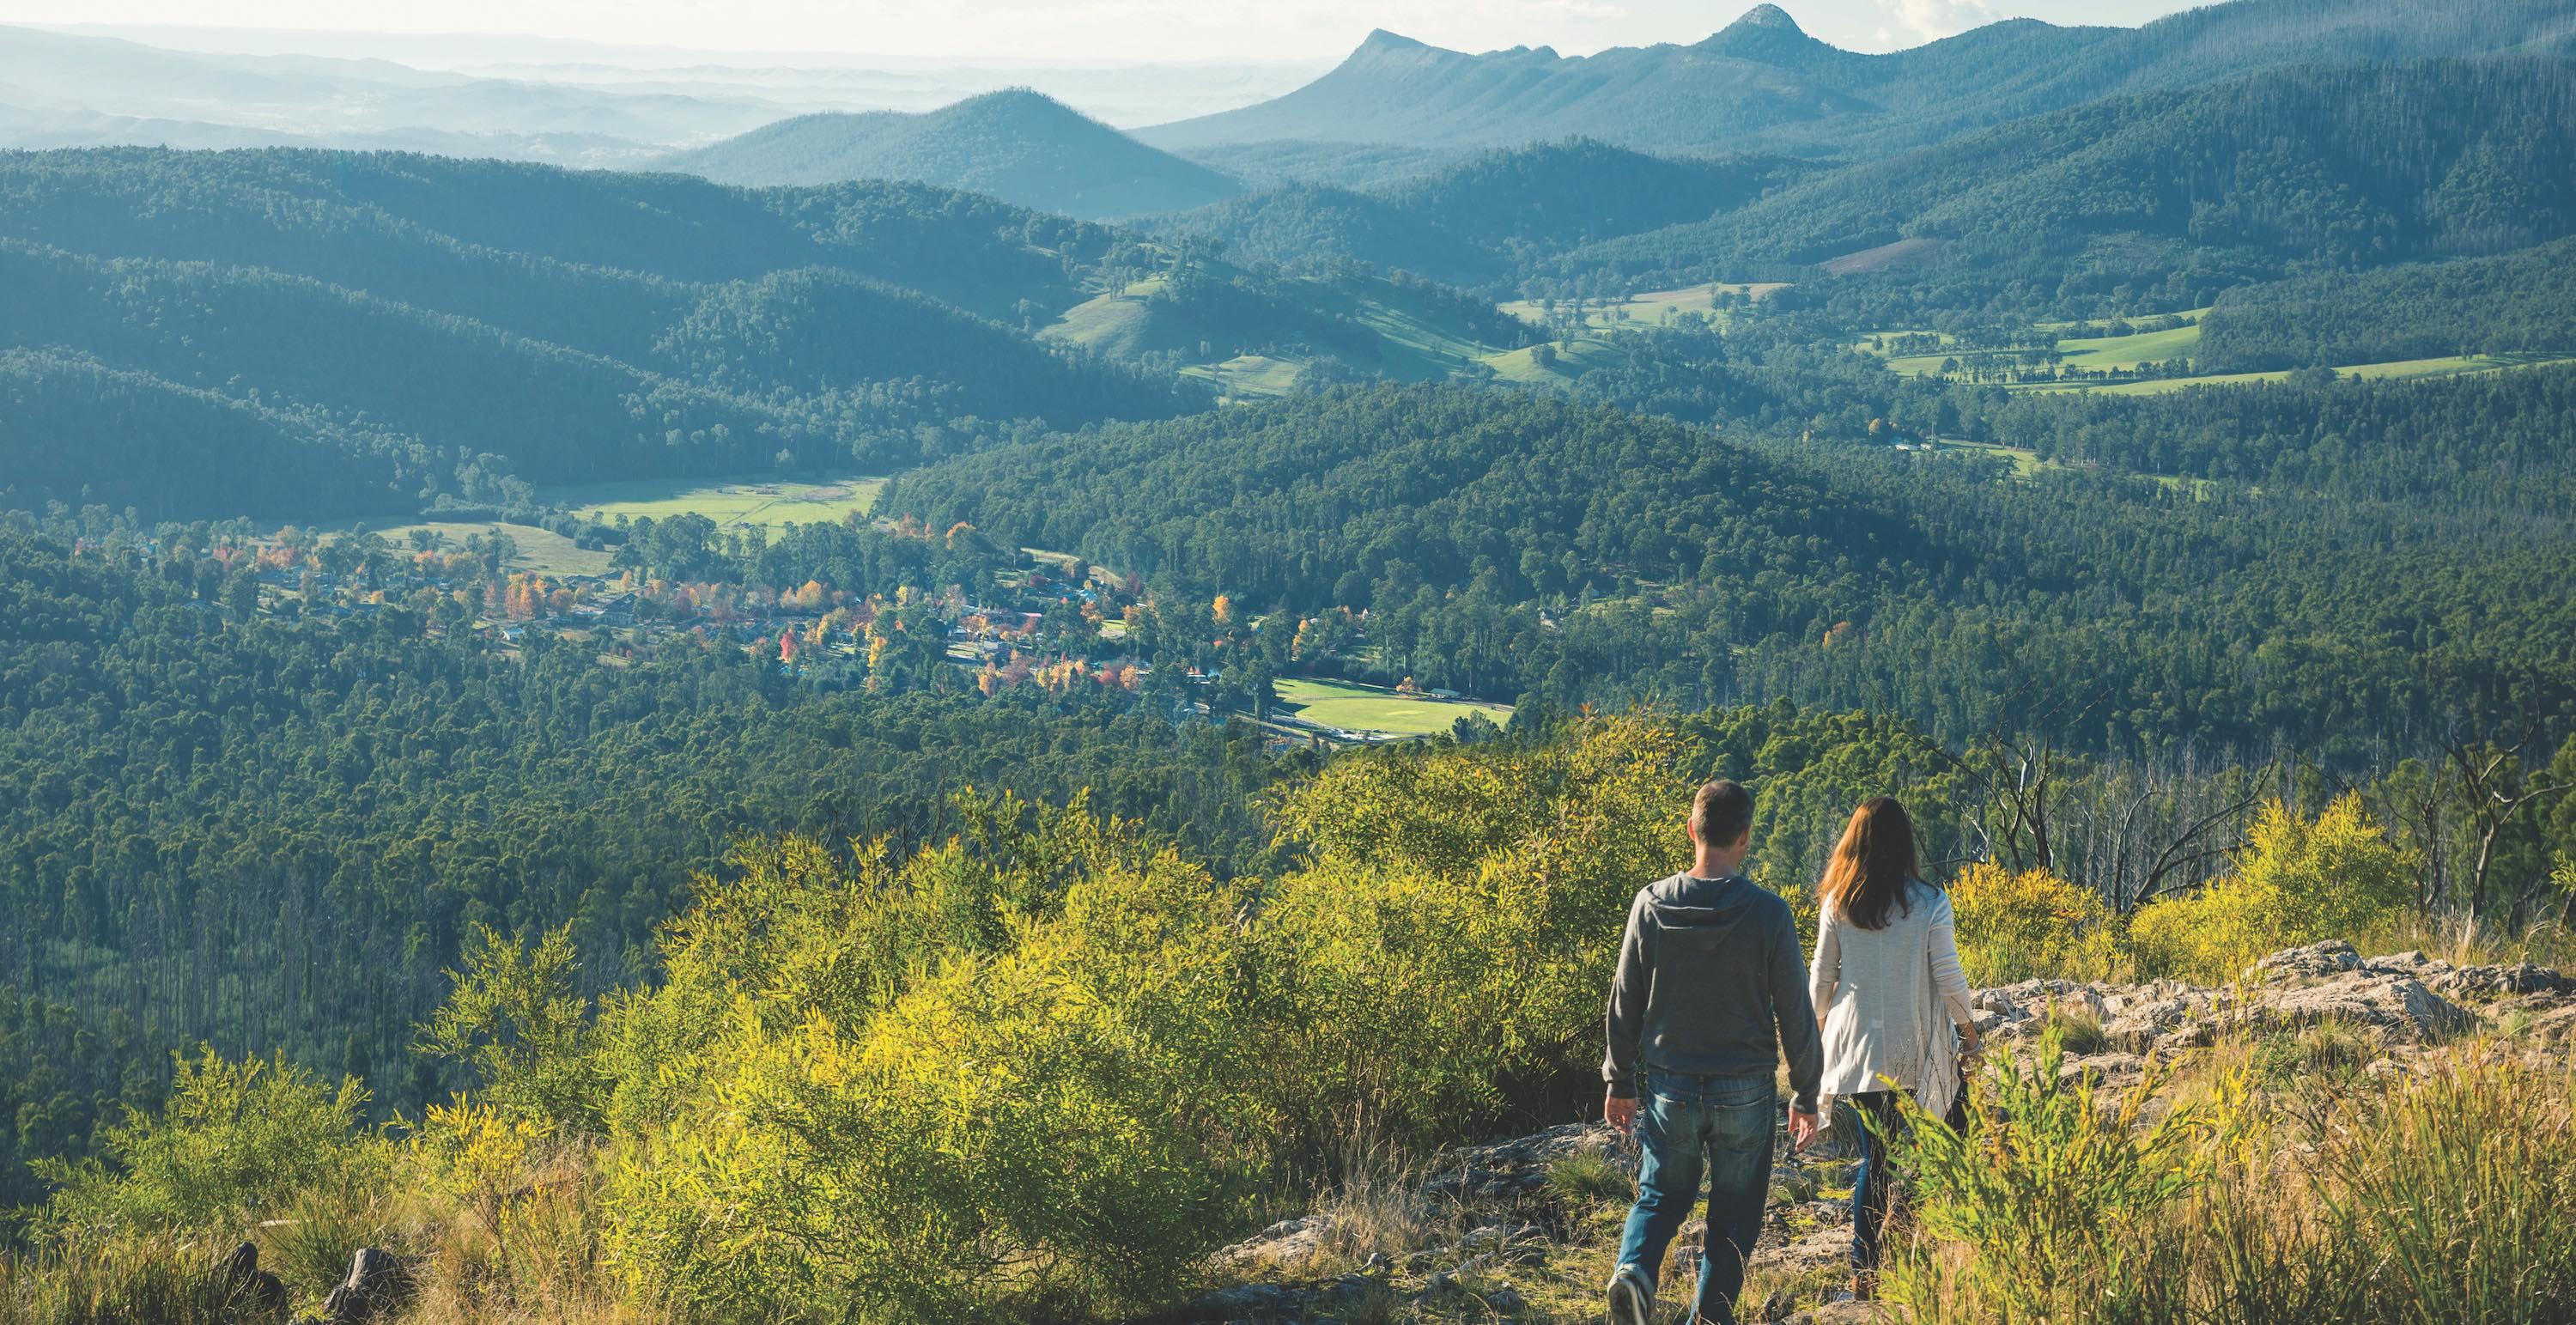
[{"x1": 1603, "y1": 779, "x2": 1823, "y2": 1325}]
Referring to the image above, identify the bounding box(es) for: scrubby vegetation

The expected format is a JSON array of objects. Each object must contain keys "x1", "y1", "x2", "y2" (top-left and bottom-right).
[{"x1": 4, "y1": 710, "x2": 2564, "y2": 1321}]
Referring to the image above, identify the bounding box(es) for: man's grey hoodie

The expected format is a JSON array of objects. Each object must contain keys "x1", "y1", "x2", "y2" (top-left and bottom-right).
[{"x1": 1602, "y1": 872, "x2": 1825, "y2": 1112}]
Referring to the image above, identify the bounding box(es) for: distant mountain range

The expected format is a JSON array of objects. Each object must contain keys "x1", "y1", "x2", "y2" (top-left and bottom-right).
[
  {"x1": 0, "y1": 25, "x2": 1315, "y2": 168},
  {"x1": 654, "y1": 90, "x2": 1242, "y2": 220},
  {"x1": 1139, "y1": 0, "x2": 2576, "y2": 158}
]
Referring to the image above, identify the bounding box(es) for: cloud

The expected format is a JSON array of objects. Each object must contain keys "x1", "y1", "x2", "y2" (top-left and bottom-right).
[{"x1": 1876, "y1": 0, "x2": 1999, "y2": 43}]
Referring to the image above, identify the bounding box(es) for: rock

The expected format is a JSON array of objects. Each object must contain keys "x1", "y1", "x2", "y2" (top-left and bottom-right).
[
  {"x1": 2057, "y1": 1051, "x2": 2147, "y2": 1089},
  {"x1": 1485, "y1": 1286, "x2": 1529, "y2": 1313},
  {"x1": 1213, "y1": 1214, "x2": 1335, "y2": 1269},
  {"x1": 1750, "y1": 1226, "x2": 1852, "y2": 1278},
  {"x1": 1178, "y1": 1282, "x2": 1302, "y2": 1322},
  {"x1": 2429, "y1": 963, "x2": 2567, "y2": 1000},
  {"x1": 2244, "y1": 972, "x2": 2473, "y2": 1044},
  {"x1": 320, "y1": 1247, "x2": 406, "y2": 1325},
  {"x1": 1457, "y1": 1221, "x2": 1540, "y2": 1250},
  {"x1": 2250, "y1": 940, "x2": 2363, "y2": 982},
  {"x1": 217, "y1": 1241, "x2": 288, "y2": 1317},
  {"x1": 1419, "y1": 1121, "x2": 1628, "y2": 1203},
  {"x1": 1428, "y1": 1252, "x2": 1496, "y2": 1292}
]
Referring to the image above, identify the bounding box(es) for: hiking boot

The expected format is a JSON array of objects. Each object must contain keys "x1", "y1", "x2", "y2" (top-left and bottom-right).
[{"x1": 1607, "y1": 1263, "x2": 1656, "y2": 1325}]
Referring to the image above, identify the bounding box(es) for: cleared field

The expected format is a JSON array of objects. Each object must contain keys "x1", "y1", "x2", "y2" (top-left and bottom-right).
[
  {"x1": 365, "y1": 522, "x2": 613, "y2": 577},
  {"x1": 2045, "y1": 351, "x2": 2576, "y2": 397},
  {"x1": 1499, "y1": 282, "x2": 1785, "y2": 331},
  {"x1": 1940, "y1": 441, "x2": 2046, "y2": 477},
  {"x1": 1479, "y1": 337, "x2": 1623, "y2": 386},
  {"x1": 1274, "y1": 677, "x2": 1511, "y2": 738},
  {"x1": 2054, "y1": 319, "x2": 2202, "y2": 371},
  {"x1": 1181, "y1": 354, "x2": 1306, "y2": 398},
  {"x1": 1039, "y1": 276, "x2": 1167, "y2": 359},
  {"x1": 552, "y1": 474, "x2": 884, "y2": 532}
]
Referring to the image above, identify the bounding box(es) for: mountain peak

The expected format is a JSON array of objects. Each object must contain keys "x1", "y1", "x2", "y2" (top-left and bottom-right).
[
  {"x1": 1728, "y1": 3, "x2": 1804, "y2": 33},
  {"x1": 1697, "y1": 3, "x2": 1827, "y2": 60},
  {"x1": 1359, "y1": 28, "x2": 1427, "y2": 52}
]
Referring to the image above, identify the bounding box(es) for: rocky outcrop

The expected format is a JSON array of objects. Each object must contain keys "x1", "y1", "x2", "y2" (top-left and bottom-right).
[{"x1": 1172, "y1": 940, "x2": 2567, "y2": 1323}]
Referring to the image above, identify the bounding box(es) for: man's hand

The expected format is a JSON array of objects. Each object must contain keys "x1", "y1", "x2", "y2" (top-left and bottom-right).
[
  {"x1": 1605, "y1": 1091, "x2": 1637, "y2": 1134},
  {"x1": 1788, "y1": 1108, "x2": 1821, "y2": 1152}
]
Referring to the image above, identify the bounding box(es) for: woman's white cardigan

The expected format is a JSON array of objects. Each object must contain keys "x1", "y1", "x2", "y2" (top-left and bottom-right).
[{"x1": 1808, "y1": 878, "x2": 1977, "y2": 1123}]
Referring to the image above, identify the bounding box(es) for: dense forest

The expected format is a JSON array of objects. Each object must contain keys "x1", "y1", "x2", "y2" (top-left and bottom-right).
[
  {"x1": 2198, "y1": 234, "x2": 2576, "y2": 369},
  {"x1": 1165, "y1": 141, "x2": 1807, "y2": 293},
  {"x1": 1571, "y1": 58, "x2": 2576, "y2": 318}
]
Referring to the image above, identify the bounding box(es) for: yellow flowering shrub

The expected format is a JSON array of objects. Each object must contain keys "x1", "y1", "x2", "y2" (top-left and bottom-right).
[
  {"x1": 2129, "y1": 795, "x2": 2417, "y2": 982},
  {"x1": 1948, "y1": 863, "x2": 2121, "y2": 986}
]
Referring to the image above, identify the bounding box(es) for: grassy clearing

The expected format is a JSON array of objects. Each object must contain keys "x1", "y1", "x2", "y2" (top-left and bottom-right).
[
  {"x1": 1941, "y1": 441, "x2": 2046, "y2": 477},
  {"x1": 1498, "y1": 282, "x2": 1784, "y2": 332},
  {"x1": 327, "y1": 520, "x2": 613, "y2": 578},
  {"x1": 1181, "y1": 354, "x2": 1307, "y2": 398},
  {"x1": 550, "y1": 473, "x2": 884, "y2": 534},
  {"x1": 1047, "y1": 266, "x2": 1512, "y2": 388},
  {"x1": 1273, "y1": 678, "x2": 1511, "y2": 738},
  {"x1": 2053, "y1": 319, "x2": 2202, "y2": 371},
  {"x1": 1039, "y1": 276, "x2": 1168, "y2": 358},
  {"x1": 1479, "y1": 337, "x2": 1622, "y2": 386},
  {"x1": 2054, "y1": 351, "x2": 2576, "y2": 396}
]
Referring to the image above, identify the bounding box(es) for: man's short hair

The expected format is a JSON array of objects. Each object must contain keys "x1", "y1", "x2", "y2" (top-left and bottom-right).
[{"x1": 1692, "y1": 779, "x2": 1753, "y2": 848}]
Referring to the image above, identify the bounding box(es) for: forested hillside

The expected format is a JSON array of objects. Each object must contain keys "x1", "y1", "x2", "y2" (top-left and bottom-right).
[
  {"x1": 1571, "y1": 58, "x2": 2576, "y2": 317},
  {"x1": 0, "y1": 150, "x2": 1200, "y2": 518},
  {"x1": 2198, "y1": 235, "x2": 2576, "y2": 369},
  {"x1": 1164, "y1": 140, "x2": 1805, "y2": 292},
  {"x1": 883, "y1": 381, "x2": 2576, "y2": 753}
]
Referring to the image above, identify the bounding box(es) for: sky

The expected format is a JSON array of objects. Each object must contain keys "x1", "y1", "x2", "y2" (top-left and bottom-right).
[{"x1": 6, "y1": 0, "x2": 2211, "y2": 64}]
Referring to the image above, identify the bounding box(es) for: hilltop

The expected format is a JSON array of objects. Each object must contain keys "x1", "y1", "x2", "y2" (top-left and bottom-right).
[{"x1": 657, "y1": 88, "x2": 1242, "y2": 219}]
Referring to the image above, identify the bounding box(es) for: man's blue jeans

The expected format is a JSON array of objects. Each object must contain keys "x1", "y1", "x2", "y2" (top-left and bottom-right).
[{"x1": 1616, "y1": 1071, "x2": 1776, "y2": 1324}]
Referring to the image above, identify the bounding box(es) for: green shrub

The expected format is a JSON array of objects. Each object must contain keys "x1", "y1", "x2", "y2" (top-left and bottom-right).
[
  {"x1": 34, "y1": 1050, "x2": 385, "y2": 1241},
  {"x1": 595, "y1": 805, "x2": 1267, "y2": 1321},
  {"x1": 1256, "y1": 717, "x2": 1687, "y2": 1152},
  {"x1": 1887, "y1": 1030, "x2": 2246, "y2": 1321}
]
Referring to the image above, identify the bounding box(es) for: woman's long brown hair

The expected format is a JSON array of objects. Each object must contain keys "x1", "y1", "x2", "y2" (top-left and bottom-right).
[{"x1": 1819, "y1": 796, "x2": 1920, "y2": 930}]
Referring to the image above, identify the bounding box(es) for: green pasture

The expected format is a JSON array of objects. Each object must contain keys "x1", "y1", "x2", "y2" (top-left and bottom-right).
[
  {"x1": 2054, "y1": 319, "x2": 2203, "y2": 370},
  {"x1": 344, "y1": 521, "x2": 615, "y2": 578},
  {"x1": 1479, "y1": 336, "x2": 1623, "y2": 386},
  {"x1": 2043, "y1": 351, "x2": 2576, "y2": 396},
  {"x1": 550, "y1": 473, "x2": 884, "y2": 533},
  {"x1": 1500, "y1": 282, "x2": 1786, "y2": 332},
  {"x1": 1273, "y1": 677, "x2": 1512, "y2": 738},
  {"x1": 1181, "y1": 354, "x2": 1307, "y2": 398}
]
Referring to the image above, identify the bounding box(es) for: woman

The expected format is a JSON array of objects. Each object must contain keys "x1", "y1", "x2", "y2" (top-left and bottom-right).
[{"x1": 1807, "y1": 796, "x2": 1978, "y2": 1298}]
